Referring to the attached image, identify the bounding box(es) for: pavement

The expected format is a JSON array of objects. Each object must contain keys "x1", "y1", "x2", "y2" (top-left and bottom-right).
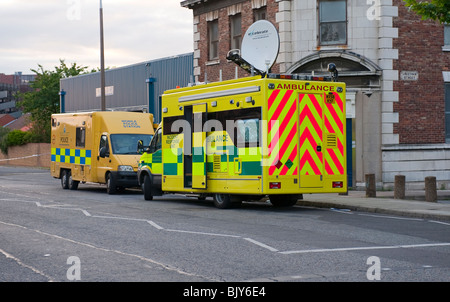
[{"x1": 298, "y1": 190, "x2": 450, "y2": 221}]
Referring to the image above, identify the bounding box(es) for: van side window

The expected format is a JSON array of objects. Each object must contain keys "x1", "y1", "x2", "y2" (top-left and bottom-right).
[
  {"x1": 99, "y1": 134, "x2": 109, "y2": 156},
  {"x1": 76, "y1": 127, "x2": 85, "y2": 147},
  {"x1": 149, "y1": 128, "x2": 162, "y2": 153}
]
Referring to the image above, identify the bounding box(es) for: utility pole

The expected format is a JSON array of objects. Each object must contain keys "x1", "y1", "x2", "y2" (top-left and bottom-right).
[{"x1": 99, "y1": 0, "x2": 106, "y2": 111}]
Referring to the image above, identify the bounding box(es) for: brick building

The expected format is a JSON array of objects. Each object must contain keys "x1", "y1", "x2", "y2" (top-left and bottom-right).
[
  {"x1": 181, "y1": 0, "x2": 450, "y2": 190},
  {"x1": 0, "y1": 72, "x2": 35, "y2": 118}
]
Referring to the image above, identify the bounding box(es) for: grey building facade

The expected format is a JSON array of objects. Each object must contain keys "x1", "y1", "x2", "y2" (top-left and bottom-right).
[{"x1": 60, "y1": 53, "x2": 194, "y2": 123}]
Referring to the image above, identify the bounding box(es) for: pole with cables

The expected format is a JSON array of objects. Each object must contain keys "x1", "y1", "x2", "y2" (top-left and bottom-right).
[{"x1": 99, "y1": 0, "x2": 106, "y2": 111}]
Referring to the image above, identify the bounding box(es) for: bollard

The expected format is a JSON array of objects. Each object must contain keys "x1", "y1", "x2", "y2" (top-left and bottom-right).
[
  {"x1": 394, "y1": 175, "x2": 405, "y2": 199},
  {"x1": 425, "y1": 176, "x2": 437, "y2": 202},
  {"x1": 365, "y1": 174, "x2": 376, "y2": 197}
]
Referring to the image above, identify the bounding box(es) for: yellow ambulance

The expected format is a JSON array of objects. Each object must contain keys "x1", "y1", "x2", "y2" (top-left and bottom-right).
[
  {"x1": 137, "y1": 73, "x2": 347, "y2": 208},
  {"x1": 51, "y1": 111, "x2": 155, "y2": 194}
]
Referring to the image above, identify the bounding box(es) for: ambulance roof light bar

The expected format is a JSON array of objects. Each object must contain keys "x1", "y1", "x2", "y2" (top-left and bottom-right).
[{"x1": 266, "y1": 73, "x2": 332, "y2": 82}]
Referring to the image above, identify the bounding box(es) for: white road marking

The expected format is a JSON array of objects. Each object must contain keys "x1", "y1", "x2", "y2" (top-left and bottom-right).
[
  {"x1": 357, "y1": 213, "x2": 424, "y2": 221},
  {"x1": 244, "y1": 238, "x2": 279, "y2": 252},
  {"x1": 280, "y1": 242, "x2": 450, "y2": 255},
  {"x1": 166, "y1": 228, "x2": 241, "y2": 238},
  {"x1": 1, "y1": 191, "x2": 450, "y2": 258},
  {"x1": 429, "y1": 220, "x2": 450, "y2": 226},
  {"x1": 147, "y1": 220, "x2": 164, "y2": 230}
]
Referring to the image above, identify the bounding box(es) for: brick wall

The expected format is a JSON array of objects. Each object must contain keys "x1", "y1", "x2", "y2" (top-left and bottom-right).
[
  {"x1": 393, "y1": 0, "x2": 450, "y2": 144},
  {"x1": 195, "y1": 0, "x2": 279, "y2": 83},
  {"x1": 0, "y1": 143, "x2": 50, "y2": 168}
]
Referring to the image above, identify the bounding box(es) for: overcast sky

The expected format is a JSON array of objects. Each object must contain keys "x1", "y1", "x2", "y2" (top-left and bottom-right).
[{"x1": 0, "y1": 0, "x2": 194, "y2": 75}]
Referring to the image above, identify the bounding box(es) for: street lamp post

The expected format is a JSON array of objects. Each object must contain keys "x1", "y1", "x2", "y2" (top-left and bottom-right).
[{"x1": 99, "y1": 0, "x2": 106, "y2": 111}]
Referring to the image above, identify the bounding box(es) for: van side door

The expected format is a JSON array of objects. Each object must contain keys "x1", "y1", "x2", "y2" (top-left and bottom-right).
[{"x1": 97, "y1": 134, "x2": 110, "y2": 183}]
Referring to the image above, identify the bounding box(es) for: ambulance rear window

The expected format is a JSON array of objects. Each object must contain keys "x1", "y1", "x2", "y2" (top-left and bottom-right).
[{"x1": 76, "y1": 127, "x2": 85, "y2": 147}]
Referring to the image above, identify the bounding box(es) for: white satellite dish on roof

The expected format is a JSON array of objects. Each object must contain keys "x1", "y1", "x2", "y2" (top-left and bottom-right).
[{"x1": 241, "y1": 20, "x2": 280, "y2": 74}]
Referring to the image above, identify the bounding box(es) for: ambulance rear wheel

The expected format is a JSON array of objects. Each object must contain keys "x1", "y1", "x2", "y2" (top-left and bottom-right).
[
  {"x1": 213, "y1": 194, "x2": 236, "y2": 209},
  {"x1": 106, "y1": 173, "x2": 117, "y2": 195},
  {"x1": 61, "y1": 170, "x2": 69, "y2": 189},
  {"x1": 142, "y1": 174, "x2": 153, "y2": 201},
  {"x1": 68, "y1": 173, "x2": 79, "y2": 190}
]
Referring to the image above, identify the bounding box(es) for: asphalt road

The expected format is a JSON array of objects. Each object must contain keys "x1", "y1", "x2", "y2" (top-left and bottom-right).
[{"x1": 1, "y1": 166, "x2": 449, "y2": 286}]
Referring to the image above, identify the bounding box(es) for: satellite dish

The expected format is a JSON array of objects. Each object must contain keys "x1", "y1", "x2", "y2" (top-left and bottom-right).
[{"x1": 241, "y1": 20, "x2": 280, "y2": 74}]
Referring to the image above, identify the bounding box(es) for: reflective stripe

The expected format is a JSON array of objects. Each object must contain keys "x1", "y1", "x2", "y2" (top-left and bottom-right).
[
  {"x1": 324, "y1": 92, "x2": 345, "y2": 175},
  {"x1": 51, "y1": 148, "x2": 91, "y2": 165},
  {"x1": 268, "y1": 89, "x2": 299, "y2": 176},
  {"x1": 299, "y1": 93, "x2": 323, "y2": 177}
]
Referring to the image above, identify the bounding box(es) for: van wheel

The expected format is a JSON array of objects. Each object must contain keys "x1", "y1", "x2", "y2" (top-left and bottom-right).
[
  {"x1": 269, "y1": 194, "x2": 299, "y2": 207},
  {"x1": 142, "y1": 174, "x2": 153, "y2": 200},
  {"x1": 68, "y1": 172, "x2": 79, "y2": 190},
  {"x1": 213, "y1": 194, "x2": 235, "y2": 209},
  {"x1": 61, "y1": 170, "x2": 69, "y2": 189},
  {"x1": 106, "y1": 173, "x2": 117, "y2": 194}
]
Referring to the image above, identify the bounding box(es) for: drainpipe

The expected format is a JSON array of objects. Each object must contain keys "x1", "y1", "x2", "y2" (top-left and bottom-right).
[
  {"x1": 146, "y1": 77, "x2": 156, "y2": 121},
  {"x1": 59, "y1": 90, "x2": 66, "y2": 113}
]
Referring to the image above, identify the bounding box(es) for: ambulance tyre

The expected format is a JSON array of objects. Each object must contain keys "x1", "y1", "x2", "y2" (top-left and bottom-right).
[
  {"x1": 213, "y1": 194, "x2": 241, "y2": 209},
  {"x1": 68, "y1": 172, "x2": 79, "y2": 190},
  {"x1": 106, "y1": 173, "x2": 117, "y2": 195},
  {"x1": 269, "y1": 194, "x2": 299, "y2": 207},
  {"x1": 61, "y1": 169, "x2": 70, "y2": 189},
  {"x1": 142, "y1": 174, "x2": 153, "y2": 201}
]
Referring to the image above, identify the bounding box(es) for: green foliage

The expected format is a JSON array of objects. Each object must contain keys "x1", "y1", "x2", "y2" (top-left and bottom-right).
[
  {"x1": 17, "y1": 59, "x2": 90, "y2": 143},
  {"x1": 0, "y1": 127, "x2": 10, "y2": 154},
  {"x1": 404, "y1": 0, "x2": 450, "y2": 24},
  {"x1": 0, "y1": 129, "x2": 34, "y2": 155},
  {"x1": 6, "y1": 130, "x2": 28, "y2": 146}
]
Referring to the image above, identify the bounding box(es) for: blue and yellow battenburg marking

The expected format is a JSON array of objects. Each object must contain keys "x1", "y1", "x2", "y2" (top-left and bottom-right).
[{"x1": 51, "y1": 148, "x2": 92, "y2": 165}]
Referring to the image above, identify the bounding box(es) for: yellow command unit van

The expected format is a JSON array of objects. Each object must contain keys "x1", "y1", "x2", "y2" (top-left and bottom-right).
[
  {"x1": 51, "y1": 111, "x2": 155, "y2": 194},
  {"x1": 137, "y1": 74, "x2": 347, "y2": 208}
]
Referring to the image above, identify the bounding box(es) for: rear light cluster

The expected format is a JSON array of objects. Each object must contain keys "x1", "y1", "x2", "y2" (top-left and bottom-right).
[
  {"x1": 332, "y1": 181, "x2": 344, "y2": 188},
  {"x1": 269, "y1": 182, "x2": 281, "y2": 189}
]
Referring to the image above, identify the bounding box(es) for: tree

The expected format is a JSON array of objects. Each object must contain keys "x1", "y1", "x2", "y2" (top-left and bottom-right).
[
  {"x1": 404, "y1": 0, "x2": 450, "y2": 24},
  {"x1": 17, "y1": 59, "x2": 89, "y2": 143}
]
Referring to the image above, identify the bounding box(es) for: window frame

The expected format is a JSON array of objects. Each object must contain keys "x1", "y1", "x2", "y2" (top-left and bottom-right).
[
  {"x1": 208, "y1": 19, "x2": 219, "y2": 60},
  {"x1": 230, "y1": 13, "x2": 242, "y2": 51},
  {"x1": 253, "y1": 6, "x2": 267, "y2": 22},
  {"x1": 76, "y1": 127, "x2": 85, "y2": 147},
  {"x1": 318, "y1": 0, "x2": 348, "y2": 46},
  {"x1": 444, "y1": 25, "x2": 450, "y2": 48},
  {"x1": 445, "y1": 83, "x2": 450, "y2": 143}
]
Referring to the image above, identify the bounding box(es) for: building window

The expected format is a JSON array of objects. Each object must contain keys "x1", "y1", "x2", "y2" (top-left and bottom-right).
[
  {"x1": 230, "y1": 14, "x2": 242, "y2": 50},
  {"x1": 445, "y1": 83, "x2": 450, "y2": 143},
  {"x1": 319, "y1": 0, "x2": 347, "y2": 46},
  {"x1": 254, "y1": 7, "x2": 266, "y2": 21},
  {"x1": 208, "y1": 20, "x2": 219, "y2": 60},
  {"x1": 445, "y1": 25, "x2": 450, "y2": 47}
]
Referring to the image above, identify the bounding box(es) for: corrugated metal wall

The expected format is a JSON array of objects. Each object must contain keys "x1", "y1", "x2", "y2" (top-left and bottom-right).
[{"x1": 60, "y1": 53, "x2": 194, "y2": 122}]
